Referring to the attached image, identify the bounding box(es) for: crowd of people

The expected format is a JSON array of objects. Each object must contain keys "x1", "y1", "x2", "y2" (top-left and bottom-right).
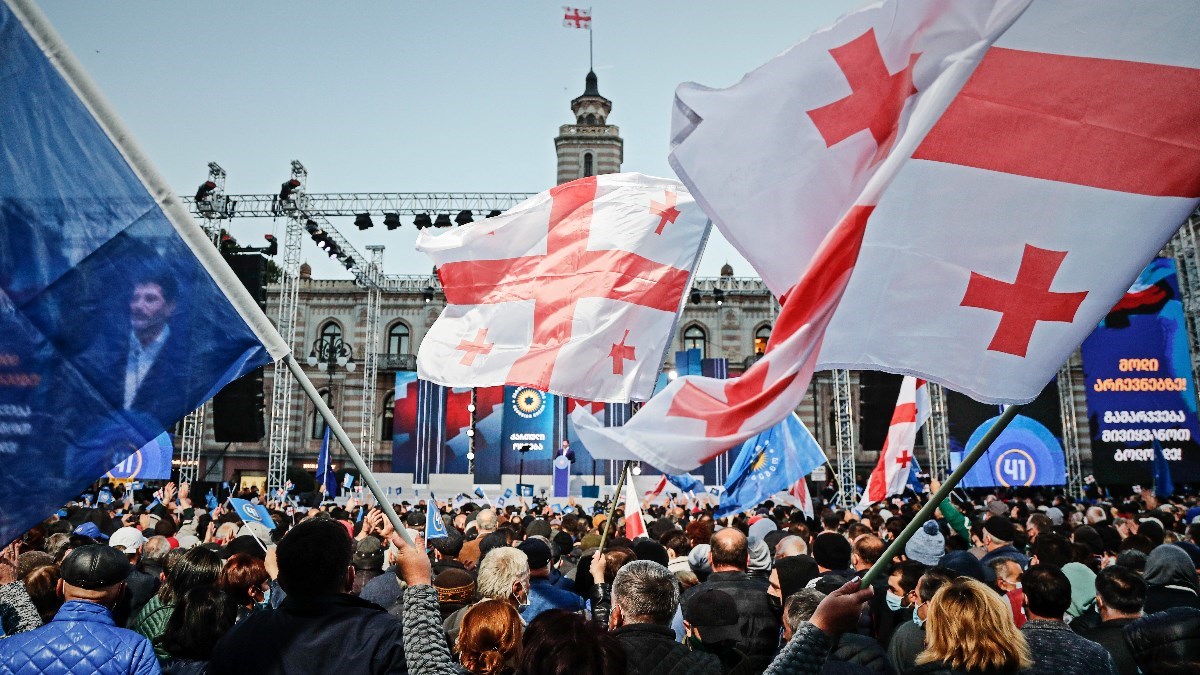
[{"x1": 0, "y1": 478, "x2": 1197, "y2": 674}]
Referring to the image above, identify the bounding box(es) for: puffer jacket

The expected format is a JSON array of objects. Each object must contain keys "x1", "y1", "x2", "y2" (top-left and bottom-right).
[
  {"x1": 680, "y1": 571, "x2": 782, "y2": 660},
  {"x1": 764, "y1": 623, "x2": 834, "y2": 675},
  {"x1": 401, "y1": 584, "x2": 469, "y2": 675},
  {"x1": 0, "y1": 600, "x2": 159, "y2": 674},
  {"x1": 612, "y1": 623, "x2": 723, "y2": 675},
  {"x1": 129, "y1": 596, "x2": 173, "y2": 663},
  {"x1": 832, "y1": 633, "x2": 892, "y2": 674}
]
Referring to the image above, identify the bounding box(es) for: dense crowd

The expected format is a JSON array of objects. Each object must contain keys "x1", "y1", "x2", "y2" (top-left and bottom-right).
[{"x1": 0, "y1": 479, "x2": 1197, "y2": 675}]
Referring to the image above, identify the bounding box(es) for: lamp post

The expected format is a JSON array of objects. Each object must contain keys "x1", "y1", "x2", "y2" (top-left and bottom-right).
[{"x1": 307, "y1": 337, "x2": 355, "y2": 485}]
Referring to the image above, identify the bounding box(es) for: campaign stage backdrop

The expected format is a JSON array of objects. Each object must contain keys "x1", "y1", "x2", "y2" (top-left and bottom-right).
[
  {"x1": 947, "y1": 381, "x2": 1067, "y2": 488},
  {"x1": 106, "y1": 432, "x2": 173, "y2": 481},
  {"x1": 1082, "y1": 258, "x2": 1200, "y2": 485},
  {"x1": 497, "y1": 386, "x2": 558, "y2": 479},
  {"x1": 391, "y1": 372, "x2": 420, "y2": 473}
]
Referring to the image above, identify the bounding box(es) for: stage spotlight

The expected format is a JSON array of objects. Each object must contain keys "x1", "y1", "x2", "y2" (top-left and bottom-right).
[
  {"x1": 414, "y1": 213, "x2": 432, "y2": 230},
  {"x1": 354, "y1": 213, "x2": 374, "y2": 230},
  {"x1": 434, "y1": 214, "x2": 453, "y2": 228},
  {"x1": 305, "y1": 220, "x2": 321, "y2": 235},
  {"x1": 455, "y1": 210, "x2": 474, "y2": 225},
  {"x1": 467, "y1": 404, "x2": 476, "y2": 413},
  {"x1": 423, "y1": 286, "x2": 435, "y2": 303},
  {"x1": 690, "y1": 289, "x2": 702, "y2": 304},
  {"x1": 279, "y1": 178, "x2": 301, "y2": 201},
  {"x1": 487, "y1": 210, "x2": 502, "y2": 218},
  {"x1": 713, "y1": 288, "x2": 725, "y2": 306},
  {"x1": 632, "y1": 463, "x2": 642, "y2": 475},
  {"x1": 383, "y1": 213, "x2": 401, "y2": 230},
  {"x1": 342, "y1": 256, "x2": 355, "y2": 270},
  {"x1": 195, "y1": 180, "x2": 217, "y2": 201},
  {"x1": 263, "y1": 234, "x2": 278, "y2": 256}
]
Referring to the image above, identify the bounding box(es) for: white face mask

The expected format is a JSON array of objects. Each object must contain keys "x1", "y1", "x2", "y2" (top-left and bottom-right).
[
  {"x1": 912, "y1": 602, "x2": 926, "y2": 627},
  {"x1": 516, "y1": 581, "x2": 530, "y2": 611}
]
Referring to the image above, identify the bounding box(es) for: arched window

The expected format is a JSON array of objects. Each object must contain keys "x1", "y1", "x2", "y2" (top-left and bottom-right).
[
  {"x1": 585, "y1": 113, "x2": 597, "y2": 125},
  {"x1": 387, "y1": 322, "x2": 411, "y2": 355},
  {"x1": 583, "y1": 153, "x2": 594, "y2": 177},
  {"x1": 380, "y1": 392, "x2": 395, "y2": 442},
  {"x1": 754, "y1": 325, "x2": 772, "y2": 355},
  {"x1": 312, "y1": 389, "x2": 332, "y2": 439},
  {"x1": 683, "y1": 324, "x2": 707, "y2": 357},
  {"x1": 319, "y1": 320, "x2": 342, "y2": 343}
]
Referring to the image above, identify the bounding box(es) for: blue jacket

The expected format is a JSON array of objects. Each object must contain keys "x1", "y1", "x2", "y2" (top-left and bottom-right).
[
  {"x1": 0, "y1": 600, "x2": 160, "y2": 675},
  {"x1": 520, "y1": 576, "x2": 585, "y2": 622}
]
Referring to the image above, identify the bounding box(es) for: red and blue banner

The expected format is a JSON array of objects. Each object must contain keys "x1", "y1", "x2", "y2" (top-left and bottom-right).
[{"x1": 1082, "y1": 258, "x2": 1200, "y2": 485}]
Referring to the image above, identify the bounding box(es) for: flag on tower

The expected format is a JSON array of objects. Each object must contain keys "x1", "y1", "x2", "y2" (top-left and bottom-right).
[
  {"x1": 580, "y1": 0, "x2": 1200, "y2": 475},
  {"x1": 417, "y1": 173, "x2": 710, "y2": 403},
  {"x1": 624, "y1": 478, "x2": 647, "y2": 540},
  {"x1": 0, "y1": 0, "x2": 288, "y2": 547},
  {"x1": 858, "y1": 377, "x2": 931, "y2": 511},
  {"x1": 562, "y1": 7, "x2": 591, "y2": 29}
]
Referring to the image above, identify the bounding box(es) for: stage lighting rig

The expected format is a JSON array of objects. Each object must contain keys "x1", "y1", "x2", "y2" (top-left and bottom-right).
[
  {"x1": 413, "y1": 213, "x2": 432, "y2": 230},
  {"x1": 354, "y1": 213, "x2": 374, "y2": 230},
  {"x1": 690, "y1": 289, "x2": 702, "y2": 304},
  {"x1": 423, "y1": 286, "x2": 435, "y2": 303},
  {"x1": 433, "y1": 214, "x2": 453, "y2": 228},
  {"x1": 713, "y1": 288, "x2": 725, "y2": 306},
  {"x1": 263, "y1": 234, "x2": 278, "y2": 256},
  {"x1": 455, "y1": 210, "x2": 474, "y2": 226},
  {"x1": 487, "y1": 210, "x2": 502, "y2": 218},
  {"x1": 383, "y1": 213, "x2": 402, "y2": 230}
]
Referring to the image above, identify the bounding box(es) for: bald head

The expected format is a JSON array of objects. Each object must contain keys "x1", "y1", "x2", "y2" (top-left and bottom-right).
[
  {"x1": 475, "y1": 509, "x2": 498, "y2": 533},
  {"x1": 776, "y1": 535, "x2": 808, "y2": 559},
  {"x1": 710, "y1": 528, "x2": 748, "y2": 571}
]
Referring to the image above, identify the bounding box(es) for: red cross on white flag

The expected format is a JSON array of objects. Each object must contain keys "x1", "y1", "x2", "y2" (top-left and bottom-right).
[
  {"x1": 563, "y1": 6, "x2": 591, "y2": 29},
  {"x1": 580, "y1": 0, "x2": 1200, "y2": 476},
  {"x1": 858, "y1": 377, "x2": 931, "y2": 511},
  {"x1": 416, "y1": 173, "x2": 709, "y2": 403}
]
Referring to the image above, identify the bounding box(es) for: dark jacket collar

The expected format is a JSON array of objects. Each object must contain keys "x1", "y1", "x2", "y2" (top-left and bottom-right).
[
  {"x1": 279, "y1": 593, "x2": 386, "y2": 614},
  {"x1": 706, "y1": 570, "x2": 749, "y2": 582},
  {"x1": 613, "y1": 622, "x2": 677, "y2": 639}
]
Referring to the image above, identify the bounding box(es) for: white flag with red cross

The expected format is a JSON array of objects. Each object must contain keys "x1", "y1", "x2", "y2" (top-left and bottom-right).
[
  {"x1": 624, "y1": 478, "x2": 647, "y2": 540},
  {"x1": 579, "y1": 0, "x2": 1200, "y2": 475},
  {"x1": 777, "y1": 479, "x2": 814, "y2": 520},
  {"x1": 562, "y1": 6, "x2": 591, "y2": 29},
  {"x1": 416, "y1": 173, "x2": 709, "y2": 403},
  {"x1": 858, "y1": 377, "x2": 931, "y2": 511}
]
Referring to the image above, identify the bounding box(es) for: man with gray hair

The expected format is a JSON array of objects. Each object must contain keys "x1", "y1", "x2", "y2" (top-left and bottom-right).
[
  {"x1": 776, "y1": 535, "x2": 809, "y2": 559},
  {"x1": 443, "y1": 545, "x2": 529, "y2": 645},
  {"x1": 459, "y1": 508, "x2": 497, "y2": 571},
  {"x1": 609, "y1": 560, "x2": 721, "y2": 675}
]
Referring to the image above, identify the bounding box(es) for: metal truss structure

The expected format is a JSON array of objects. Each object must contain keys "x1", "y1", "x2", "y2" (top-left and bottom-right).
[
  {"x1": 182, "y1": 192, "x2": 533, "y2": 219},
  {"x1": 925, "y1": 383, "x2": 952, "y2": 482},
  {"x1": 359, "y1": 245, "x2": 385, "y2": 473},
  {"x1": 1058, "y1": 360, "x2": 1084, "y2": 499},
  {"x1": 1171, "y1": 207, "x2": 1200, "y2": 387},
  {"x1": 833, "y1": 369, "x2": 858, "y2": 508}
]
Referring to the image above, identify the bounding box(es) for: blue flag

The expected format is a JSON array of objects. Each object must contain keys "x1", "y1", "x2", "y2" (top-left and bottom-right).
[
  {"x1": 1152, "y1": 439, "x2": 1174, "y2": 497},
  {"x1": 97, "y1": 488, "x2": 113, "y2": 505},
  {"x1": 667, "y1": 473, "x2": 705, "y2": 494},
  {"x1": 0, "y1": 2, "x2": 286, "y2": 546},
  {"x1": 426, "y1": 503, "x2": 448, "y2": 540},
  {"x1": 205, "y1": 489, "x2": 218, "y2": 511},
  {"x1": 717, "y1": 414, "x2": 825, "y2": 518},
  {"x1": 229, "y1": 498, "x2": 276, "y2": 530},
  {"x1": 316, "y1": 427, "x2": 338, "y2": 496},
  {"x1": 907, "y1": 455, "x2": 926, "y2": 494}
]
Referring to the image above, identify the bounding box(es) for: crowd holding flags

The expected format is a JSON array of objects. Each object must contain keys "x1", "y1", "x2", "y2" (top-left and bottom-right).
[{"x1": 717, "y1": 414, "x2": 826, "y2": 518}]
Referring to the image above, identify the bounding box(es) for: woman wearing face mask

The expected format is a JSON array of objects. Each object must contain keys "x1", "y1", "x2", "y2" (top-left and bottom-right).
[
  {"x1": 908, "y1": 578, "x2": 1032, "y2": 675},
  {"x1": 887, "y1": 568, "x2": 956, "y2": 675},
  {"x1": 218, "y1": 553, "x2": 272, "y2": 622}
]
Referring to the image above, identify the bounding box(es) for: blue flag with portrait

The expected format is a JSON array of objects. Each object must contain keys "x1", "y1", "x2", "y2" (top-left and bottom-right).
[
  {"x1": 0, "y1": 3, "x2": 287, "y2": 546},
  {"x1": 717, "y1": 413, "x2": 825, "y2": 518}
]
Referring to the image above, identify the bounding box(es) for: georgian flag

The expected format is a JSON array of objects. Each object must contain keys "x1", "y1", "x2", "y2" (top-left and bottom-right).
[
  {"x1": 624, "y1": 478, "x2": 647, "y2": 540},
  {"x1": 858, "y1": 377, "x2": 931, "y2": 510},
  {"x1": 580, "y1": 0, "x2": 1200, "y2": 475},
  {"x1": 562, "y1": 6, "x2": 591, "y2": 29},
  {"x1": 417, "y1": 173, "x2": 709, "y2": 403}
]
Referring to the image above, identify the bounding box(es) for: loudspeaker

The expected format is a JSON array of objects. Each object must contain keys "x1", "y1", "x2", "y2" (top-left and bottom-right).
[{"x1": 212, "y1": 254, "x2": 266, "y2": 442}]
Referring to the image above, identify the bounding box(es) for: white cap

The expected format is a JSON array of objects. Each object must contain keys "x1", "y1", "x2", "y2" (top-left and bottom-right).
[{"x1": 108, "y1": 527, "x2": 147, "y2": 552}]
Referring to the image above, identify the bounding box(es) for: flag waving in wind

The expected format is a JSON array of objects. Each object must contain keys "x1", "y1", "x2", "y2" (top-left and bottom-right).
[
  {"x1": 562, "y1": 7, "x2": 591, "y2": 29},
  {"x1": 859, "y1": 377, "x2": 931, "y2": 511},
  {"x1": 316, "y1": 427, "x2": 338, "y2": 496},
  {"x1": 624, "y1": 478, "x2": 646, "y2": 540},
  {"x1": 581, "y1": 0, "x2": 1200, "y2": 475},
  {"x1": 0, "y1": 0, "x2": 287, "y2": 547},
  {"x1": 229, "y1": 498, "x2": 276, "y2": 531},
  {"x1": 426, "y1": 503, "x2": 448, "y2": 540},
  {"x1": 717, "y1": 414, "x2": 826, "y2": 518},
  {"x1": 417, "y1": 174, "x2": 710, "y2": 403}
]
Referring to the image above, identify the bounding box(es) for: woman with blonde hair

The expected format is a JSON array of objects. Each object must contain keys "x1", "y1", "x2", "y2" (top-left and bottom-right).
[{"x1": 909, "y1": 577, "x2": 1032, "y2": 675}]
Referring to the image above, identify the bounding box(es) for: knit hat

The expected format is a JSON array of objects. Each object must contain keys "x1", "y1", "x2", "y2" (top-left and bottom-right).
[
  {"x1": 905, "y1": 521, "x2": 945, "y2": 566},
  {"x1": 683, "y1": 589, "x2": 740, "y2": 644},
  {"x1": 517, "y1": 538, "x2": 552, "y2": 570},
  {"x1": 812, "y1": 532, "x2": 851, "y2": 571},
  {"x1": 940, "y1": 551, "x2": 986, "y2": 582},
  {"x1": 580, "y1": 533, "x2": 602, "y2": 551},
  {"x1": 1045, "y1": 507, "x2": 1064, "y2": 526},
  {"x1": 747, "y1": 536, "x2": 772, "y2": 573},
  {"x1": 983, "y1": 516, "x2": 1016, "y2": 543},
  {"x1": 434, "y1": 568, "x2": 476, "y2": 606},
  {"x1": 526, "y1": 519, "x2": 552, "y2": 539},
  {"x1": 633, "y1": 540, "x2": 669, "y2": 567},
  {"x1": 747, "y1": 517, "x2": 778, "y2": 542}
]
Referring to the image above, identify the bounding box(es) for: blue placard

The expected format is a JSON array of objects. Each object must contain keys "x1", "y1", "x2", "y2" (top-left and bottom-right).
[{"x1": 500, "y1": 386, "x2": 556, "y2": 475}]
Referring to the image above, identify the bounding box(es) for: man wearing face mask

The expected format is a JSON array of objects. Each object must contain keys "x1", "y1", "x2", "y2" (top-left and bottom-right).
[
  {"x1": 872, "y1": 559, "x2": 924, "y2": 648},
  {"x1": 887, "y1": 567, "x2": 955, "y2": 674},
  {"x1": 989, "y1": 558, "x2": 1026, "y2": 628},
  {"x1": 443, "y1": 546, "x2": 530, "y2": 647}
]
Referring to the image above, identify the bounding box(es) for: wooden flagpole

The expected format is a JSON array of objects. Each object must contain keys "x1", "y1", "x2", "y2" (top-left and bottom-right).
[{"x1": 597, "y1": 459, "x2": 631, "y2": 553}]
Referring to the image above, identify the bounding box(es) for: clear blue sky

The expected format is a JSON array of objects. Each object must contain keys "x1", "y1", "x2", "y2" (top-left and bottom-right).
[{"x1": 40, "y1": 0, "x2": 863, "y2": 281}]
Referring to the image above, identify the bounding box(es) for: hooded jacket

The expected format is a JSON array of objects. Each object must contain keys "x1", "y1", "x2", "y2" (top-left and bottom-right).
[{"x1": 1142, "y1": 545, "x2": 1200, "y2": 613}]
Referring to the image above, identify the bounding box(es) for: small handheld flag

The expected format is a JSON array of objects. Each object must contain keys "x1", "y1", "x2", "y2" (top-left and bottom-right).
[
  {"x1": 473, "y1": 486, "x2": 492, "y2": 506},
  {"x1": 229, "y1": 498, "x2": 276, "y2": 531},
  {"x1": 426, "y1": 503, "x2": 448, "y2": 540},
  {"x1": 205, "y1": 489, "x2": 218, "y2": 511}
]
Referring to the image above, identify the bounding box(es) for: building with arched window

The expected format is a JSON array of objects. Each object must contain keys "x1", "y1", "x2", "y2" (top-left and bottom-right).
[{"x1": 555, "y1": 70, "x2": 622, "y2": 185}]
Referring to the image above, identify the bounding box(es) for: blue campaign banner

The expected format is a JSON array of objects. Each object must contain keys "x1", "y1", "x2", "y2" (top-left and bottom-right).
[
  {"x1": 445, "y1": 386, "x2": 504, "y2": 477},
  {"x1": 947, "y1": 382, "x2": 1067, "y2": 488},
  {"x1": 0, "y1": 4, "x2": 275, "y2": 546},
  {"x1": 391, "y1": 372, "x2": 419, "y2": 472},
  {"x1": 500, "y1": 386, "x2": 557, "y2": 476},
  {"x1": 106, "y1": 432, "x2": 173, "y2": 481},
  {"x1": 1082, "y1": 258, "x2": 1200, "y2": 485}
]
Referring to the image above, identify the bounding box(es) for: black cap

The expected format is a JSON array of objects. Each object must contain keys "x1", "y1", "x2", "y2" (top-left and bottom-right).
[
  {"x1": 984, "y1": 516, "x2": 1017, "y2": 542},
  {"x1": 60, "y1": 544, "x2": 132, "y2": 589},
  {"x1": 518, "y1": 538, "x2": 551, "y2": 570},
  {"x1": 812, "y1": 532, "x2": 852, "y2": 570},
  {"x1": 683, "y1": 588, "x2": 741, "y2": 643}
]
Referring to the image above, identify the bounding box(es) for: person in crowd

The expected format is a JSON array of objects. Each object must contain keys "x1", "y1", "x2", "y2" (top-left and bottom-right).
[
  {"x1": 980, "y1": 517, "x2": 1030, "y2": 568},
  {"x1": 431, "y1": 528, "x2": 468, "y2": 577},
  {"x1": 1142, "y1": 544, "x2": 1200, "y2": 612},
  {"x1": 852, "y1": 535, "x2": 886, "y2": 574},
  {"x1": 517, "y1": 538, "x2": 583, "y2": 622},
  {"x1": 0, "y1": 545, "x2": 158, "y2": 674},
  {"x1": 812, "y1": 532, "x2": 855, "y2": 580},
  {"x1": 352, "y1": 536, "x2": 386, "y2": 595},
  {"x1": 140, "y1": 536, "x2": 170, "y2": 580},
  {"x1": 681, "y1": 527, "x2": 781, "y2": 660},
  {"x1": 609, "y1": 559, "x2": 722, "y2": 675},
  {"x1": 0, "y1": 543, "x2": 41, "y2": 636},
  {"x1": 23, "y1": 562, "x2": 63, "y2": 625},
  {"x1": 1019, "y1": 565, "x2": 1116, "y2": 675},
  {"x1": 784, "y1": 587, "x2": 891, "y2": 675},
  {"x1": 683, "y1": 587, "x2": 770, "y2": 674},
  {"x1": 776, "y1": 535, "x2": 809, "y2": 559},
  {"x1": 131, "y1": 545, "x2": 222, "y2": 663},
  {"x1": 904, "y1": 522, "x2": 945, "y2": 568},
  {"x1": 906, "y1": 577, "x2": 1032, "y2": 675},
  {"x1": 109, "y1": 527, "x2": 156, "y2": 619},
  {"x1": 1061, "y1": 558, "x2": 1097, "y2": 618},
  {"x1": 445, "y1": 546, "x2": 530, "y2": 646},
  {"x1": 765, "y1": 578, "x2": 876, "y2": 675},
  {"x1": 434, "y1": 568, "x2": 478, "y2": 621},
  {"x1": 769, "y1": 555, "x2": 821, "y2": 620},
  {"x1": 661, "y1": 531, "x2": 693, "y2": 575},
  {"x1": 159, "y1": 586, "x2": 238, "y2": 675},
  {"x1": 1072, "y1": 565, "x2": 1144, "y2": 675},
  {"x1": 209, "y1": 518, "x2": 408, "y2": 673},
  {"x1": 1122, "y1": 606, "x2": 1200, "y2": 675},
  {"x1": 461, "y1": 509, "x2": 498, "y2": 571},
  {"x1": 217, "y1": 553, "x2": 270, "y2": 621},
  {"x1": 887, "y1": 567, "x2": 955, "y2": 675},
  {"x1": 874, "y1": 559, "x2": 924, "y2": 648},
  {"x1": 988, "y1": 558, "x2": 1026, "y2": 628}
]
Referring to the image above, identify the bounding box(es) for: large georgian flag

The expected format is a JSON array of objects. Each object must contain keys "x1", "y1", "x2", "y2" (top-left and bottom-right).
[
  {"x1": 579, "y1": 0, "x2": 1200, "y2": 474},
  {"x1": 417, "y1": 173, "x2": 709, "y2": 403},
  {"x1": 857, "y1": 377, "x2": 931, "y2": 511}
]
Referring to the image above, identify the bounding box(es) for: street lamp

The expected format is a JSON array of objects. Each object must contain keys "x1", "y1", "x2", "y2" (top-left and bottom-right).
[{"x1": 307, "y1": 337, "x2": 356, "y2": 376}]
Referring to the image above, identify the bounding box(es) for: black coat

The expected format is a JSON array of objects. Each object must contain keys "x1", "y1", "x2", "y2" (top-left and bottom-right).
[
  {"x1": 681, "y1": 571, "x2": 782, "y2": 660},
  {"x1": 209, "y1": 593, "x2": 407, "y2": 674},
  {"x1": 612, "y1": 623, "x2": 723, "y2": 675},
  {"x1": 832, "y1": 633, "x2": 893, "y2": 675},
  {"x1": 1072, "y1": 618, "x2": 1138, "y2": 675}
]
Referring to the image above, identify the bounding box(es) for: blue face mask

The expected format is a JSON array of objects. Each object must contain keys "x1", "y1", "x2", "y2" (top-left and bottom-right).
[
  {"x1": 912, "y1": 603, "x2": 926, "y2": 627},
  {"x1": 885, "y1": 590, "x2": 904, "y2": 612},
  {"x1": 253, "y1": 588, "x2": 271, "y2": 611}
]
